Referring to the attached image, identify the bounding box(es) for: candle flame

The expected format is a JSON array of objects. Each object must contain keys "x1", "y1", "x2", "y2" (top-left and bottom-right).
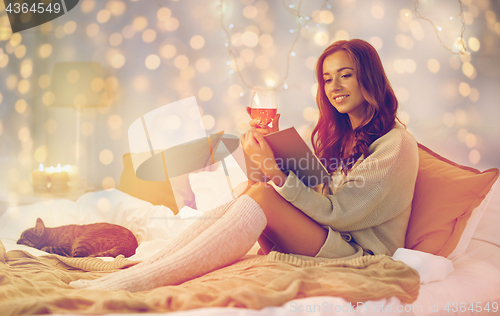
[{"x1": 39, "y1": 163, "x2": 44, "y2": 172}]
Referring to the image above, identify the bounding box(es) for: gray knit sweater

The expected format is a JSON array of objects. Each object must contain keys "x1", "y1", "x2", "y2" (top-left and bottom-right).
[{"x1": 270, "y1": 123, "x2": 419, "y2": 257}]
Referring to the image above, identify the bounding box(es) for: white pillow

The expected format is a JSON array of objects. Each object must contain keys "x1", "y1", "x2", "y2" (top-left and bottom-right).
[
  {"x1": 189, "y1": 158, "x2": 248, "y2": 212},
  {"x1": 392, "y1": 248, "x2": 454, "y2": 284},
  {"x1": 472, "y1": 178, "x2": 500, "y2": 248},
  {"x1": 447, "y1": 178, "x2": 499, "y2": 260}
]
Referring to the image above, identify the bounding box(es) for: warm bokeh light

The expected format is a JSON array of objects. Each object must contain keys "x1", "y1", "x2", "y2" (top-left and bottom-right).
[
  {"x1": 427, "y1": 59, "x2": 440, "y2": 73},
  {"x1": 109, "y1": 33, "x2": 123, "y2": 47},
  {"x1": 180, "y1": 66, "x2": 195, "y2": 80},
  {"x1": 6, "y1": 75, "x2": 18, "y2": 91},
  {"x1": 469, "y1": 149, "x2": 481, "y2": 165},
  {"x1": 396, "y1": 87, "x2": 409, "y2": 102},
  {"x1": 314, "y1": 31, "x2": 329, "y2": 46},
  {"x1": 240, "y1": 48, "x2": 255, "y2": 63},
  {"x1": 101, "y1": 177, "x2": 116, "y2": 190},
  {"x1": 99, "y1": 149, "x2": 114, "y2": 165},
  {"x1": 243, "y1": 5, "x2": 259, "y2": 19},
  {"x1": 462, "y1": 62, "x2": 475, "y2": 77},
  {"x1": 107, "y1": 0, "x2": 126, "y2": 16},
  {"x1": 18, "y1": 79, "x2": 30, "y2": 94},
  {"x1": 18, "y1": 127, "x2": 31, "y2": 143},
  {"x1": 318, "y1": 10, "x2": 334, "y2": 24},
  {"x1": 190, "y1": 35, "x2": 205, "y2": 50},
  {"x1": 400, "y1": 9, "x2": 413, "y2": 22},
  {"x1": 15, "y1": 99, "x2": 27, "y2": 114},
  {"x1": 145, "y1": 54, "x2": 161, "y2": 70},
  {"x1": 157, "y1": 7, "x2": 172, "y2": 21},
  {"x1": 465, "y1": 133, "x2": 477, "y2": 148},
  {"x1": 231, "y1": 33, "x2": 243, "y2": 47},
  {"x1": 174, "y1": 55, "x2": 189, "y2": 69},
  {"x1": 259, "y1": 33, "x2": 273, "y2": 48},
  {"x1": 195, "y1": 58, "x2": 211, "y2": 73},
  {"x1": 39, "y1": 44, "x2": 53, "y2": 58},
  {"x1": 459, "y1": 82, "x2": 471, "y2": 97},
  {"x1": 160, "y1": 44, "x2": 177, "y2": 59},
  {"x1": 334, "y1": 30, "x2": 350, "y2": 41},
  {"x1": 132, "y1": 75, "x2": 149, "y2": 92},
  {"x1": 371, "y1": 1, "x2": 385, "y2": 19},
  {"x1": 87, "y1": 23, "x2": 100, "y2": 37},
  {"x1": 111, "y1": 53, "x2": 126, "y2": 69},
  {"x1": 468, "y1": 37, "x2": 480, "y2": 51},
  {"x1": 91, "y1": 77, "x2": 104, "y2": 92},
  {"x1": 97, "y1": 197, "x2": 111, "y2": 212},
  {"x1": 108, "y1": 115, "x2": 122, "y2": 130},
  {"x1": 395, "y1": 34, "x2": 414, "y2": 50},
  {"x1": 369, "y1": 36, "x2": 383, "y2": 50},
  {"x1": 0, "y1": 54, "x2": 8, "y2": 68},
  {"x1": 241, "y1": 31, "x2": 259, "y2": 47},
  {"x1": 142, "y1": 29, "x2": 157, "y2": 43},
  {"x1": 43, "y1": 91, "x2": 55, "y2": 106},
  {"x1": 9, "y1": 33, "x2": 21, "y2": 47},
  {"x1": 81, "y1": 0, "x2": 95, "y2": 13},
  {"x1": 202, "y1": 115, "x2": 215, "y2": 130},
  {"x1": 469, "y1": 88, "x2": 480, "y2": 102},
  {"x1": 198, "y1": 87, "x2": 213, "y2": 101},
  {"x1": 34, "y1": 146, "x2": 48, "y2": 163},
  {"x1": 64, "y1": 21, "x2": 77, "y2": 34},
  {"x1": 394, "y1": 59, "x2": 405, "y2": 74},
  {"x1": 409, "y1": 21, "x2": 424, "y2": 40},
  {"x1": 398, "y1": 111, "x2": 410, "y2": 125},
  {"x1": 20, "y1": 60, "x2": 32, "y2": 78},
  {"x1": 254, "y1": 55, "x2": 269, "y2": 69},
  {"x1": 122, "y1": 25, "x2": 135, "y2": 39},
  {"x1": 404, "y1": 59, "x2": 416, "y2": 73},
  {"x1": 165, "y1": 17, "x2": 180, "y2": 31},
  {"x1": 14, "y1": 45, "x2": 26, "y2": 59},
  {"x1": 133, "y1": 16, "x2": 148, "y2": 31},
  {"x1": 303, "y1": 107, "x2": 319, "y2": 122}
]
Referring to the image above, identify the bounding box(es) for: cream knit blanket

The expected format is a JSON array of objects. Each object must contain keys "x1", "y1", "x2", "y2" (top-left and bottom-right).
[{"x1": 0, "y1": 241, "x2": 419, "y2": 315}]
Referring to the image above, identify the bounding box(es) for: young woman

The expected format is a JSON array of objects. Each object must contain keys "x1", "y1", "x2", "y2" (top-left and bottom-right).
[{"x1": 70, "y1": 39, "x2": 418, "y2": 292}]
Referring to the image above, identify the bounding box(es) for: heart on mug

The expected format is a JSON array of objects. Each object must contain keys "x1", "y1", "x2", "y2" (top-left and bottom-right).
[{"x1": 4, "y1": 0, "x2": 80, "y2": 33}]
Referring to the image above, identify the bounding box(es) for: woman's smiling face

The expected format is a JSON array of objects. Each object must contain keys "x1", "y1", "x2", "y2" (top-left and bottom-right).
[{"x1": 322, "y1": 50, "x2": 368, "y2": 128}]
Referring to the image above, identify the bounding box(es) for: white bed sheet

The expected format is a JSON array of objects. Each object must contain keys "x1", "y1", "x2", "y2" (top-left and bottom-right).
[{"x1": 1, "y1": 189, "x2": 499, "y2": 316}]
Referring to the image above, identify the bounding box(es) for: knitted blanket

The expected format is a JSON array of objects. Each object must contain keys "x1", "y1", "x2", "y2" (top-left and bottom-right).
[{"x1": 0, "y1": 241, "x2": 419, "y2": 315}]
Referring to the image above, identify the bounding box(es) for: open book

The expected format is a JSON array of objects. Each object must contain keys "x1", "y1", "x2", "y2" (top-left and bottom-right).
[{"x1": 243, "y1": 127, "x2": 331, "y2": 187}]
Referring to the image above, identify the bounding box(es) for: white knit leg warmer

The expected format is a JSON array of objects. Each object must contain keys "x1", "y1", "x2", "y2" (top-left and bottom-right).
[
  {"x1": 140, "y1": 194, "x2": 238, "y2": 265},
  {"x1": 69, "y1": 195, "x2": 266, "y2": 292}
]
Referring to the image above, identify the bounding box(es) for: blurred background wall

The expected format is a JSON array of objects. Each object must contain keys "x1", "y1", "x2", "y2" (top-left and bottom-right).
[{"x1": 0, "y1": 0, "x2": 499, "y2": 201}]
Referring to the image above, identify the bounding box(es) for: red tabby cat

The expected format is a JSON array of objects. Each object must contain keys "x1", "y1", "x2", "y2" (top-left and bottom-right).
[{"x1": 17, "y1": 218, "x2": 138, "y2": 258}]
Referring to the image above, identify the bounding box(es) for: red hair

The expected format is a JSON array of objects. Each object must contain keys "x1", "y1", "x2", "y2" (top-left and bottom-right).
[{"x1": 311, "y1": 39, "x2": 400, "y2": 173}]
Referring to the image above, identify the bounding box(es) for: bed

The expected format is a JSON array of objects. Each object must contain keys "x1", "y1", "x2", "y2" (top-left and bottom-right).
[{"x1": 0, "y1": 144, "x2": 499, "y2": 316}]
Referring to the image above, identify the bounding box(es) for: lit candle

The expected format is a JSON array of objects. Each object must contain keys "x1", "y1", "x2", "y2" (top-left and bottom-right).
[
  {"x1": 50, "y1": 163, "x2": 69, "y2": 194},
  {"x1": 31, "y1": 163, "x2": 49, "y2": 193},
  {"x1": 62, "y1": 164, "x2": 79, "y2": 187}
]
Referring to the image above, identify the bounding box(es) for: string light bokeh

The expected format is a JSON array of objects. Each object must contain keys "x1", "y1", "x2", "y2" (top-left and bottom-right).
[{"x1": 0, "y1": 0, "x2": 499, "y2": 202}]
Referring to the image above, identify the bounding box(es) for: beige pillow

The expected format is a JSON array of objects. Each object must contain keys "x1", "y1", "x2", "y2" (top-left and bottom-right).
[{"x1": 118, "y1": 153, "x2": 196, "y2": 214}]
